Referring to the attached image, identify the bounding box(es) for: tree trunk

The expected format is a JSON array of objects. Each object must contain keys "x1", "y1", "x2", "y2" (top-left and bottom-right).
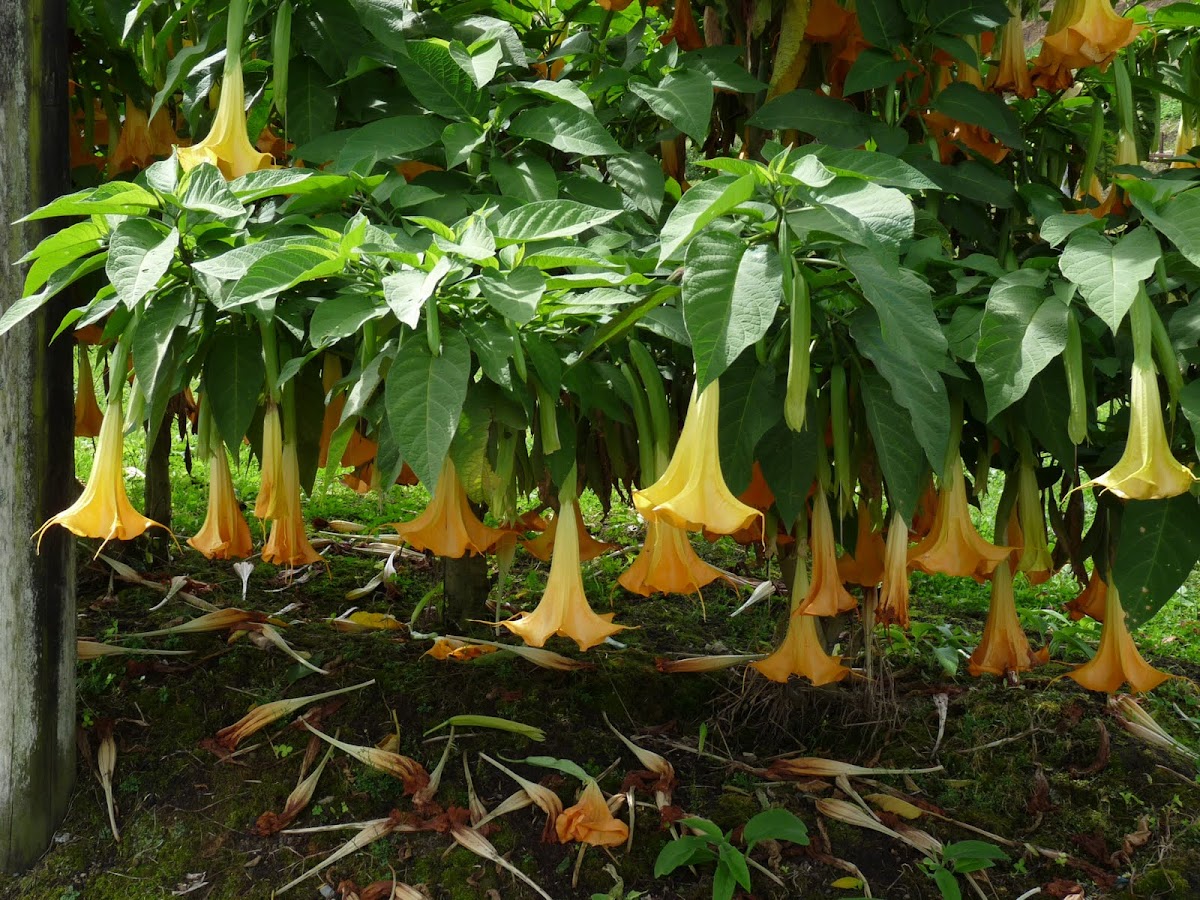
[
  {"x1": 0, "y1": 0, "x2": 75, "y2": 873},
  {"x1": 443, "y1": 554, "x2": 490, "y2": 631},
  {"x1": 144, "y1": 416, "x2": 173, "y2": 530}
]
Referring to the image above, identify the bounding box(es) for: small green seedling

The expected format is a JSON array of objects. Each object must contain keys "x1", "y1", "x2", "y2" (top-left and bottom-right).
[
  {"x1": 920, "y1": 840, "x2": 1009, "y2": 900},
  {"x1": 654, "y1": 808, "x2": 809, "y2": 900}
]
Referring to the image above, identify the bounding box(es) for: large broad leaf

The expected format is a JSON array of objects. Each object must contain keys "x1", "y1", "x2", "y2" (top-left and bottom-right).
[
  {"x1": 214, "y1": 245, "x2": 345, "y2": 313},
  {"x1": 495, "y1": 200, "x2": 622, "y2": 244},
  {"x1": 816, "y1": 149, "x2": 937, "y2": 190},
  {"x1": 491, "y1": 153, "x2": 558, "y2": 203},
  {"x1": 851, "y1": 309, "x2": 950, "y2": 474},
  {"x1": 910, "y1": 158, "x2": 1016, "y2": 207},
  {"x1": 180, "y1": 163, "x2": 247, "y2": 219},
  {"x1": 292, "y1": 116, "x2": 444, "y2": 171},
  {"x1": 18, "y1": 181, "x2": 159, "y2": 221},
  {"x1": 1132, "y1": 189, "x2": 1200, "y2": 270},
  {"x1": 510, "y1": 105, "x2": 624, "y2": 157},
  {"x1": 925, "y1": 0, "x2": 1010, "y2": 34},
  {"x1": 1022, "y1": 365, "x2": 1075, "y2": 468},
  {"x1": 718, "y1": 354, "x2": 783, "y2": 494},
  {"x1": 310, "y1": 295, "x2": 387, "y2": 347},
  {"x1": 478, "y1": 268, "x2": 545, "y2": 324},
  {"x1": 861, "y1": 367, "x2": 924, "y2": 521},
  {"x1": 0, "y1": 253, "x2": 107, "y2": 339},
  {"x1": 106, "y1": 219, "x2": 179, "y2": 308},
  {"x1": 20, "y1": 220, "x2": 106, "y2": 295},
  {"x1": 842, "y1": 246, "x2": 947, "y2": 373},
  {"x1": 975, "y1": 270, "x2": 1070, "y2": 420},
  {"x1": 385, "y1": 330, "x2": 471, "y2": 492},
  {"x1": 758, "y1": 419, "x2": 819, "y2": 526},
  {"x1": 1182, "y1": 378, "x2": 1200, "y2": 447},
  {"x1": 1059, "y1": 228, "x2": 1160, "y2": 333},
  {"x1": 629, "y1": 69, "x2": 714, "y2": 142},
  {"x1": 857, "y1": 0, "x2": 909, "y2": 49},
  {"x1": 607, "y1": 151, "x2": 666, "y2": 220},
  {"x1": 749, "y1": 90, "x2": 873, "y2": 148},
  {"x1": 286, "y1": 58, "x2": 337, "y2": 148},
  {"x1": 132, "y1": 288, "x2": 194, "y2": 438},
  {"x1": 843, "y1": 48, "x2": 916, "y2": 95},
  {"x1": 203, "y1": 328, "x2": 266, "y2": 455},
  {"x1": 811, "y1": 179, "x2": 914, "y2": 251},
  {"x1": 1114, "y1": 495, "x2": 1200, "y2": 629},
  {"x1": 395, "y1": 40, "x2": 488, "y2": 122},
  {"x1": 658, "y1": 174, "x2": 757, "y2": 263},
  {"x1": 930, "y1": 82, "x2": 1021, "y2": 148},
  {"x1": 682, "y1": 231, "x2": 782, "y2": 390}
]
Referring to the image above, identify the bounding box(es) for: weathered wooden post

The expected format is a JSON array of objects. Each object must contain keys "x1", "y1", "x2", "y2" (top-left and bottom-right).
[{"x1": 0, "y1": 0, "x2": 76, "y2": 871}]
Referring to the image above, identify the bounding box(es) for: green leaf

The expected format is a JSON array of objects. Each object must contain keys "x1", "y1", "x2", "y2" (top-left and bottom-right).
[
  {"x1": 851, "y1": 308, "x2": 950, "y2": 474},
  {"x1": 18, "y1": 180, "x2": 159, "y2": 221},
  {"x1": 659, "y1": 173, "x2": 757, "y2": 263},
  {"x1": 286, "y1": 58, "x2": 337, "y2": 149},
  {"x1": 861, "y1": 368, "x2": 925, "y2": 522},
  {"x1": 448, "y1": 38, "x2": 502, "y2": 89},
  {"x1": 856, "y1": 0, "x2": 908, "y2": 49},
  {"x1": 743, "y1": 808, "x2": 809, "y2": 849},
  {"x1": 131, "y1": 288, "x2": 194, "y2": 437},
  {"x1": 681, "y1": 818, "x2": 725, "y2": 841},
  {"x1": 930, "y1": 82, "x2": 1021, "y2": 148},
  {"x1": 758, "y1": 419, "x2": 819, "y2": 526},
  {"x1": 842, "y1": 247, "x2": 947, "y2": 373},
  {"x1": 396, "y1": 40, "x2": 488, "y2": 122},
  {"x1": 1114, "y1": 495, "x2": 1200, "y2": 629},
  {"x1": 510, "y1": 105, "x2": 624, "y2": 157},
  {"x1": 478, "y1": 268, "x2": 545, "y2": 324},
  {"x1": 384, "y1": 330, "x2": 471, "y2": 492},
  {"x1": 20, "y1": 220, "x2": 106, "y2": 296},
  {"x1": 683, "y1": 232, "x2": 782, "y2": 390},
  {"x1": 654, "y1": 836, "x2": 716, "y2": 877},
  {"x1": 0, "y1": 253, "x2": 108, "y2": 339},
  {"x1": 718, "y1": 353, "x2": 782, "y2": 494},
  {"x1": 106, "y1": 220, "x2": 179, "y2": 308},
  {"x1": 1059, "y1": 228, "x2": 1161, "y2": 334},
  {"x1": 718, "y1": 844, "x2": 752, "y2": 891},
  {"x1": 227, "y1": 169, "x2": 316, "y2": 202},
  {"x1": 976, "y1": 270, "x2": 1070, "y2": 420},
  {"x1": 1182, "y1": 378, "x2": 1200, "y2": 447},
  {"x1": 337, "y1": 116, "x2": 447, "y2": 174},
  {"x1": 203, "y1": 328, "x2": 266, "y2": 454},
  {"x1": 1040, "y1": 212, "x2": 1101, "y2": 248},
  {"x1": 607, "y1": 151, "x2": 666, "y2": 219},
  {"x1": 926, "y1": 0, "x2": 1010, "y2": 34},
  {"x1": 910, "y1": 158, "x2": 1016, "y2": 207},
  {"x1": 812, "y1": 179, "x2": 914, "y2": 251},
  {"x1": 843, "y1": 47, "x2": 915, "y2": 95},
  {"x1": 516, "y1": 79, "x2": 593, "y2": 111},
  {"x1": 180, "y1": 163, "x2": 247, "y2": 218},
  {"x1": 514, "y1": 755, "x2": 593, "y2": 784},
  {"x1": 495, "y1": 200, "x2": 622, "y2": 244},
  {"x1": 215, "y1": 245, "x2": 344, "y2": 312},
  {"x1": 1023, "y1": 364, "x2": 1076, "y2": 467},
  {"x1": 749, "y1": 90, "x2": 873, "y2": 148},
  {"x1": 933, "y1": 868, "x2": 963, "y2": 900},
  {"x1": 629, "y1": 69, "x2": 714, "y2": 142},
  {"x1": 491, "y1": 153, "x2": 558, "y2": 203},
  {"x1": 310, "y1": 295, "x2": 386, "y2": 348},
  {"x1": 712, "y1": 864, "x2": 736, "y2": 900},
  {"x1": 816, "y1": 149, "x2": 937, "y2": 190},
  {"x1": 942, "y1": 841, "x2": 1008, "y2": 864},
  {"x1": 1134, "y1": 188, "x2": 1200, "y2": 271},
  {"x1": 442, "y1": 122, "x2": 486, "y2": 170}
]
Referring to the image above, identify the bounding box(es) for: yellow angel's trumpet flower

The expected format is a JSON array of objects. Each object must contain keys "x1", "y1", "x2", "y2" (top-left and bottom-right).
[
  {"x1": 254, "y1": 403, "x2": 283, "y2": 520},
  {"x1": 500, "y1": 494, "x2": 626, "y2": 651},
  {"x1": 752, "y1": 552, "x2": 850, "y2": 686},
  {"x1": 988, "y1": 0, "x2": 1034, "y2": 98},
  {"x1": 1084, "y1": 292, "x2": 1196, "y2": 500},
  {"x1": 633, "y1": 379, "x2": 761, "y2": 535},
  {"x1": 1067, "y1": 580, "x2": 1171, "y2": 693},
  {"x1": 618, "y1": 518, "x2": 737, "y2": 597},
  {"x1": 189, "y1": 444, "x2": 253, "y2": 560},
  {"x1": 555, "y1": 780, "x2": 629, "y2": 847},
  {"x1": 35, "y1": 397, "x2": 166, "y2": 551},
  {"x1": 1033, "y1": 0, "x2": 1143, "y2": 91},
  {"x1": 967, "y1": 561, "x2": 1049, "y2": 677},
  {"x1": 1011, "y1": 453, "x2": 1055, "y2": 584},
  {"x1": 262, "y1": 440, "x2": 323, "y2": 567},
  {"x1": 799, "y1": 490, "x2": 856, "y2": 616},
  {"x1": 837, "y1": 499, "x2": 886, "y2": 587},
  {"x1": 876, "y1": 509, "x2": 911, "y2": 629},
  {"x1": 1065, "y1": 567, "x2": 1107, "y2": 622},
  {"x1": 391, "y1": 456, "x2": 507, "y2": 557},
  {"x1": 908, "y1": 455, "x2": 1012, "y2": 580},
  {"x1": 523, "y1": 503, "x2": 617, "y2": 563},
  {"x1": 1173, "y1": 117, "x2": 1198, "y2": 168},
  {"x1": 177, "y1": 48, "x2": 272, "y2": 179},
  {"x1": 74, "y1": 344, "x2": 104, "y2": 438}
]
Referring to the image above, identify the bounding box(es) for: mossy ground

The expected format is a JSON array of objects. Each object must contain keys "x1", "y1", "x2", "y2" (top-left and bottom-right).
[{"x1": 3, "y1": 438, "x2": 1200, "y2": 899}]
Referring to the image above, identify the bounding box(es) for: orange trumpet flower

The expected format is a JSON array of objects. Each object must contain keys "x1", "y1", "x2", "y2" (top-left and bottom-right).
[
  {"x1": 177, "y1": 52, "x2": 273, "y2": 179},
  {"x1": 967, "y1": 561, "x2": 1049, "y2": 677},
  {"x1": 35, "y1": 398, "x2": 167, "y2": 551},
  {"x1": 254, "y1": 404, "x2": 283, "y2": 520},
  {"x1": 189, "y1": 445, "x2": 253, "y2": 560},
  {"x1": 988, "y1": 1, "x2": 1035, "y2": 98},
  {"x1": 660, "y1": 0, "x2": 704, "y2": 52},
  {"x1": 391, "y1": 457, "x2": 507, "y2": 557},
  {"x1": 837, "y1": 499, "x2": 886, "y2": 587},
  {"x1": 501, "y1": 495, "x2": 626, "y2": 651},
  {"x1": 908, "y1": 456, "x2": 1012, "y2": 581},
  {"x1": 523, "y1": 504, "x2": 617, "y2": 563},
  {"x1": 318, "y1": 353, "x2": 345, "y2": 469},
  {"x1": 799, "y1": 490, "x2": 857, "y2": 616},
  {"x1": 556, "y1": 780, "x2": 629, "y2": 847},
  {"x1": 74, "y1": 345, "x2": 104, "y2": 438},
  {"x1": 1032, "y1": 0, "x2": 1143, "y2": 92},
  {"x1": 1067, "y1": 580, "x2": 1170, "y2": 693},
  {"x1": 262, "y1": 440, "x2": 323, "y2": 567},
  {"x1": 1065, "y1": 567, "x2": 1107, "y2": 622},
  {"x1": 876, "y1": 509, "x2": 911, "y2": 629},
  {"x1": 619, "y1": 518, "x2": 737, "y2": 597},
  {"x1": 633, "y1": 379, "x2": 761, "y2": 536},
  {"x1": 752, "y1": 559, "x2": 851, "y2": 686}
]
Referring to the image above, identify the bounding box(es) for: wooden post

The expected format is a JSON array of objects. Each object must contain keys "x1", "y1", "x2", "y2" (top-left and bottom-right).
[
  {"x1": 443, "y1": 554, "x2": 490, "y2": 631},
  {"x1": 144, "y1": 416, "x2": 174, "y2": 530},
  {"x1": 0, "y1": 0, "x2": 76, "y2": 872}
]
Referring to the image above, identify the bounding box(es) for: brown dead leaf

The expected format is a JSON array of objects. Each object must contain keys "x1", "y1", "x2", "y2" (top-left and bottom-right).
[
  {"x1": 1070, "y1": 830, "x2": 1110, "y2": 866},
  {"x1": 1071, "y1": 720, "x2": 1110, "y2": 777},
  {"x1": 1043, "y1": 878, "x2": 1085, "y2": 899},
  {"x1": 1111, "y1": 814, "x2": 1151, "y2": 867},
  {"x1": 1027, "y1": 765, "x2": 1056, "y2": 814}
]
